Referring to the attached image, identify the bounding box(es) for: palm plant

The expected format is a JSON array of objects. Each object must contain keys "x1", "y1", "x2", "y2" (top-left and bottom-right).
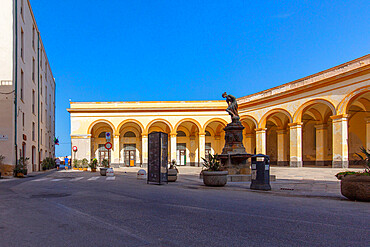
[
  {"x1": 202, "y1": 154, "x2": 222, "y2": 171},
  {"x1": 356, "y1": 146, "x2": 370, "y2": 173}
]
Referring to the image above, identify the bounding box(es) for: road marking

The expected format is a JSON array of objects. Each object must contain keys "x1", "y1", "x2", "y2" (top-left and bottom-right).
[
  {"x1": 32, "y1": 178, "x2": 50, "y2": 182},
  {"x1": 70, "y1": 177, "x2": 84, "y2": 181},
  {"x1": 88, "y1": 177, "x2": 99, "y2": 181},
  {"x1": 106, "y1": 176, "x2": 115, "y2": 181},
  {"x1": 51, "y1": 179, "x2": 63, "y2": 182}
]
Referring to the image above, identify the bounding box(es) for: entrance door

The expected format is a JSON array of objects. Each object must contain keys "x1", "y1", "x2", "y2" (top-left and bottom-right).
[
  {"x1": 176, "y1": 143, "x2": 186, "y2": 166},
  {"x1": 124, "y1": 144, "x2": 136, "y2": 167},
  {"x1": 205, "y1": 143, "x2": 212, "y2": 158},
  {"x1": 98, "y1": 144, "x2": 110, "y2": 165}
]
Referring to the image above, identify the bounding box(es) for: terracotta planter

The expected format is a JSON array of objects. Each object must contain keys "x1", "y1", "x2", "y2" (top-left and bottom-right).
[
  {"x1": 340, "y1": 175, "x2": 370, "y2": 202},
  {"x1": 83, "y1": 168, "x2": 88, "y2": 171},
  {"x1": 203, "y1": 171, "x2": 228, "y2": 187},
  {"x1": 100, "y1": 168, "x2": 108, "y2": 176},
  {"x1": 168, "y1": 169, "x2": 178, "y2": 182},
  {"x1": 73, "y1": 167, "x2": 78, "y2": 170},
  {"x1": 79, "y1": 168, "x2": 83, "y2": 171}
]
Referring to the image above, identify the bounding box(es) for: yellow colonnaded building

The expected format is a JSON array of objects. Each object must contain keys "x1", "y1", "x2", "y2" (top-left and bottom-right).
[{"x1": 68, "y1": 55, "x2": 370, "y2": 168}]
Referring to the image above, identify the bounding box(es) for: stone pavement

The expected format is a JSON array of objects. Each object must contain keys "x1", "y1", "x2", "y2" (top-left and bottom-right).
[{"x1": 114, "y1": 166, "x2": 365, "y2": 200}]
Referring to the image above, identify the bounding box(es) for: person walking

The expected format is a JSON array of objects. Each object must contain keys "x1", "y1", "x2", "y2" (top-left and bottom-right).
[{"x1": 55, "y1": 158, "x2": 61, "y2": 171}]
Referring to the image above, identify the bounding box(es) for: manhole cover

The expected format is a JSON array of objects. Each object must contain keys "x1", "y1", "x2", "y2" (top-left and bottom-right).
[{"x1": 31, "y1": 193, "x2": 71, "y2": 198}]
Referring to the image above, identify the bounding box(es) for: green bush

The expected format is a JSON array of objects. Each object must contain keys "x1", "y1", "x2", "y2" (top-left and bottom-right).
[
  {"x1": 82, "y1": 158, "x2": 89, "y2": 168},
  {"x1": 41, "y1": 157, "x2": 56, "y2": 171},
  {"x1": 202, "y1": 154, "x2": 223, "y2": 171},
  {"x1": 14, "y1": 157, "x2": 29, "y2": 176}
]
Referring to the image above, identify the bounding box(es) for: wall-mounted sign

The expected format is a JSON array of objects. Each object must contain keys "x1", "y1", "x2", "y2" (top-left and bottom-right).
[
  {"x1": 105, "y1": 132, "x2": 111, "y2": 141},
  {"x1": 0, "y1": 135, "x2": 8, "y2": 141},
  {"x1": 72, "y1": 146, "x2": 78, "y2": 152}
]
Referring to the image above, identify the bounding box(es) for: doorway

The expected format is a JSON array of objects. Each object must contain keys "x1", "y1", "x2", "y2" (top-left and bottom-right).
[
  {"x1": 98, "y1": 144, "x2": 110, "y2": 165},
  {"x1": 177, "y1": 143, "x2": 186, "y2": 166},
  {"x1": 124, "y1": 144, "x2": 136, "y2": 167}
]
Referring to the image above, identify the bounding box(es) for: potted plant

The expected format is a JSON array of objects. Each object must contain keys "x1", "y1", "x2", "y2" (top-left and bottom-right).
[
  {"x1": 82, "y1": 158, "x2": 88, "y2": 171},
  {"x1": 89, "y1": 158, "x2": 98, "y2": 172},
  {"x1": 73, "y1": 159, "x2": 79, "y2": 170},
  {"x1": 335, "y1": 147, "x2": 370, "y2": 202},
  {"x1": 100, "y1": 158, "x2": 109, "y2": 176},
  {"x1": 201, "y1": 154, "x2": 228, "y2": 187},
  {"x1": 78, "y1": 160, "x2": 83, "y2": 170},
  {"x1": 168, "y1": 159, "x2": 179, "y2": 182},
  {"x1": 14, "y1": 157, "x2": 29, "y2": 178}
]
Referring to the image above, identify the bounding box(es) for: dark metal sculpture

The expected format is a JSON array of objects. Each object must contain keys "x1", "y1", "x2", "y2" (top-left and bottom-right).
[{"x1": 222, "y1": 92, "x2": 239, "y2": 121}]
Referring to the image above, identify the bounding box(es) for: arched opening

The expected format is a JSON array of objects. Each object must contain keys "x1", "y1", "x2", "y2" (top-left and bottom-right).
[
  {"x1": 240, "y1": 117, "x2": 257, "y2": 155},
  {"x1": 175, "y1": 120, "x2": 201, "y2": 166},
  {"x1": 265, "y1": 112, "x2": 290, "y2": 166},
  {"x1": 301, "y1": 102, "x2": 334, "y2": 167},
  {"x1": 90, "y1": 122, "x2": 114, "y2": 165},
  {"x1": 147, "y1": 120, "x2": 172, "y2": 164},
  {"x1": 347, "y1": 91, "x2": 370, "y2": 167},
  {"x1": 204, "y1": 120, "x2": 226, "y2": 156},
  {"x1": 119, "y1": 122, "x2": 142, "y2": 167}
]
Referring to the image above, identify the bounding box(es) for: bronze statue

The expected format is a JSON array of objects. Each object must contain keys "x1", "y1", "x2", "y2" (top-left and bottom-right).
[{"x1": 222, "y1": 92, "x2": 239, "y2": 120}]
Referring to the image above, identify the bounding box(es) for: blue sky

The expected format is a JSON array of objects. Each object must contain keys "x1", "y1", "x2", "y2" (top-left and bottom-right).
[{"x1": 30, "y1": 0, "x2": 370, "y2": 156}]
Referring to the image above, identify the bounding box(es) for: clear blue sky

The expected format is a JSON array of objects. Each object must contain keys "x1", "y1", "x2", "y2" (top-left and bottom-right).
[{"x1": 30, "y1": 0, "x2": 370, "y2": 156}]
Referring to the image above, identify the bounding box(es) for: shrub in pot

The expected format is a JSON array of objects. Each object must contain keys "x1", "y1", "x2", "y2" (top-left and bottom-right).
[
  {"x1": 202, "y1": 154, "x2": 228, "y2": 187},
  {"x1": 336, "y1": 147, "x2": 370, "y2": 202},
  {"x1": 41, "y1": 157, "x2": 55, "y2": 171},
  {"x1": 14, "y1": 157, "x2": 29, "y2": 177},
  {"x1": 89, "y1": 158, "x2": 98, "y2": 172},
  {"x1": 100, "y1": 158, "x2": 109, "y2": 176},
  {"x1": 82, "y1": 158, "x2": 88, "y2": 171},
  {"x1": 168, "y1": 159, "x2": 179, "y2": 182},
  {"x1": 73, "y1": 159, "x2": 79, "y2": 170}
]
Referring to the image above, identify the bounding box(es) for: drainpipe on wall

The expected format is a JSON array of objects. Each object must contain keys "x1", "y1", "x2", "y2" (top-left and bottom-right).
[
  {"x1": 14, "y1": 0, "x2": 18, "y2": 166},
  {"x1": 37, "y1": 31, "x2": 40, "y2": 170}
]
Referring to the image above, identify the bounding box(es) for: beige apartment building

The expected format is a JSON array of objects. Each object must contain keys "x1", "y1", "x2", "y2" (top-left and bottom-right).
[
  {"x1": 68, "y1": 55, "x2": 369, "y2": 169},
  {"x1": 0, "y1": 0, "x2": 56, "y2": 175}
]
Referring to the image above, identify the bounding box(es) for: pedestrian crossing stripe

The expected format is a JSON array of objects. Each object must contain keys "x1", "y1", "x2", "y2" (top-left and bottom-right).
[
  {"x1": 32, "y1": 178, "x2": 49, "y2": 182},
  {"x1": 88, "y1": 177, "x2": 99, "y2": 181},
  {"x1": 106, "y1": 176, "x2": 115, "y2": 181},
  {"x1": 50, "y1": 179, "x2": 63, "y2": 182},
  {"x1": 70, "y1": 177, "x2": 84, "y2": 181},
  {"x1": 31, "y1": 176, "x2": 116, "y2": 182}
]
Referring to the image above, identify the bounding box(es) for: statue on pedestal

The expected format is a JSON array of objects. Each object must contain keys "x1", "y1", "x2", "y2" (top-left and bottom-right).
[{"x1": 222, "y1": 92, "x2": 239, "y2": 121}]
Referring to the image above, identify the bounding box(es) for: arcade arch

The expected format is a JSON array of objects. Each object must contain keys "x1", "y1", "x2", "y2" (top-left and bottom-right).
[
  {"x1": 90, "y1": 121, "x2": 114, "y2": 165},
  {"x1": 118, "y1": 121, "x2": 143, "y2": 167}
]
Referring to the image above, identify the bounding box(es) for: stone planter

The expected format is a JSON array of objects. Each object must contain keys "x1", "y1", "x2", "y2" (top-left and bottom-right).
[
  {"x1": 203, "y1": 171, "x2": 228, "y2": 187},
  {"x1": 100, "y1": 168, "x2": 108, "y2": 176},
  {"x1": 168, "y1": 169, "x2": 178, "y2": 182},
  {"x1": 340, "y1": 175, "x2": 370, "y2": 202}
]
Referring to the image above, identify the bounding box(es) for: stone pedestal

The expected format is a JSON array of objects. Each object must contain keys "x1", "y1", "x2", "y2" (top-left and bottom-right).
[{"x1": 218, "y1": 118, "x2": 252, "y2": 175}]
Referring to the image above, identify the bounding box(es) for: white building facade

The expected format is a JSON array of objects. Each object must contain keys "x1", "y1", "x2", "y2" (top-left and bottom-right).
[{"x1": 0, "y1": 0, "x2": 56, "y2": 175}]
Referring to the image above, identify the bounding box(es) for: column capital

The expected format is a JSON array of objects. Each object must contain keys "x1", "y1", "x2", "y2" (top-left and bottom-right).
[
  {"x1": 170, "y1": 133, "x2": 177, "y2": 138},
  {"x1": 288, "y1": 122, "x2": 303, "y2": 127},
  {"x1": 141, "y1": 133, "x2": 148, "y2": 138},
  {"x1": 198, "y1": 132, "x2": 206, "y2": 136},
  {"x1": 330, "y1": 114, "x2": 349, "y2": 120},
  {"x1": 365, "y1": 116, "x2": 370, "y2": 123},
  {"x1": 255, "y1": 128, "x2": 267, "y2": 132}
]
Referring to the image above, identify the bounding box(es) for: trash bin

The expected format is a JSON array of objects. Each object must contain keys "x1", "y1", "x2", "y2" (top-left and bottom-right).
[{"x1": 250, "y1": 154, "x2": 271, "y2": 190}]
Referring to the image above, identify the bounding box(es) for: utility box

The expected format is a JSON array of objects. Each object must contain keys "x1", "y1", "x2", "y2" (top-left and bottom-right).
[
  {"x1": 250, "y1": 154, "x2": 271, "y2": 190},
  {"x1": 147, "y1": 132, "x2": 168, "y2": 185}
]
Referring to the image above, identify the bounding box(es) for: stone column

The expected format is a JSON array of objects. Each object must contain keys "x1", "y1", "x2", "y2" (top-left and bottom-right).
[
  {"x1": 366, "y1": 117, "x2": 370, "y2": 151},
  {"x1": 199, "y1": 133, "x2": 206, "y2": 166},
  {"x1": 255, "y1": 128, "x2": 266, "y2": 154},
  {"x1": 289, "y1": 122, "x2": 303, "y2": 167},
  {"x1": 315, "y1": 124, "x2": 328, "y2": 166},
  {"x1": 112, "y1": 135, "x2": 120, "y2": 167},
  {"x1": 141, "y1": 134, "x2": 148, "y2": 168},
  {"x1": 170, "y1": 133, "x2": 177, "y2": 164},
  {"x1": 276, "y1": 129, "x2": 288, "y2": 166},
  {"x1": 331, "y1": 115, "x2": 349, "y2": 168}
]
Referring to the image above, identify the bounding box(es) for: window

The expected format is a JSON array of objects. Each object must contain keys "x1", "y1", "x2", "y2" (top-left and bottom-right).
[
  {"x1": 49, "y1": 95, "x2": 51, "y2": 110},
  {"x1": 41, "y1": 103, "x2": 43, "y2": 122},
  {"x1": 98, "y1": 132, "x2": 106, "y2": 138},
  {"x1": 177, "y1": 131, "x2": 186, "y2": 137},
  {"x1": 205, "y1": 131, "x2": 211, "y2": 136},
  {"x1": 32, "y1": 122, "x2": 35, "y2": 141},
  {"x1": 45, "y1": 109, "x2": 47, "y2": 123},
  {"x1": 205, "y1": 143, "x2": 212, "y2": 157},
  {"x1": 22, "y1": 112, "x2": 25, "y2": 127},
  {"x1": 21, "y1": 29, "x2": 24, "y2": 60},
  {"x1": 32, "y1": 26, "x2": 35, "y2": 50},
  {"x1": 32, "y1": 90, "x2": 35, "y2": 114},
  {"x1": 40, "y1": 50, "x2": 42, "y2": 68},
  {"x1": 20, "y1": 70, "x2": 24, "y2": 101},
  {"x1": 40, "y1": 76, "x2": 42, "y2": 95},
  {"x1": 124, "y1": 131, "x2": 136, "y2": 137},
  {"x1": 45, "y1": 86, "x2": 47, "y2": 104},
  {"x1": 32, "y1": 58, "x2": 35, "y2": 82},
  {"x1": 45, "y1": 63, "x2": 47, "y2": 78},
  {"x1": 40, "y1": 129, "x2": 42, "y2": 144}
]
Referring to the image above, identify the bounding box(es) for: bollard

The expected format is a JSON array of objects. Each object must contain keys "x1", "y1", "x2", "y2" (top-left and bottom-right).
[
  {"x1": 106, "y1": 168, "x2": 114, "y2": 177},
  {"x1": 250, "y1": 154, "x2": 271, "y2": 190}
]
